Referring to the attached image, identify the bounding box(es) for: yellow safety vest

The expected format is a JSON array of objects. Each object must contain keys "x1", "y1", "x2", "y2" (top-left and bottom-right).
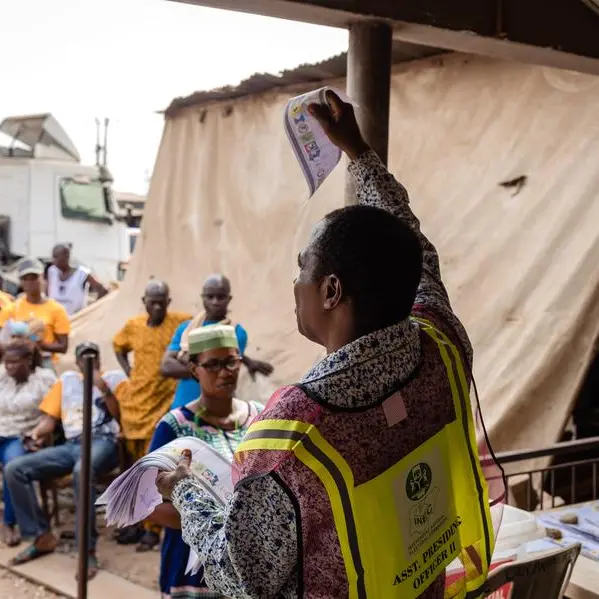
[{"x1": 235, "y1": 318, "x2": 496, "y2": 599}]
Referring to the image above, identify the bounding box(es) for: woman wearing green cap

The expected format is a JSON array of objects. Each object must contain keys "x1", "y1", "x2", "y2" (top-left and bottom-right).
[{"x1": 147, "y1": 324, "x2": 263, "y2": 599}]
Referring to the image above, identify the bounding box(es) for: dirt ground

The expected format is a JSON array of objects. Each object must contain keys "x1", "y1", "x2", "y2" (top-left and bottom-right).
[
  {"x1": 0, "y1": 568, "x2": 63, "y2": 598},
  {"x1": 1, "y1": 487, "x2": 160, "y2": 593}
]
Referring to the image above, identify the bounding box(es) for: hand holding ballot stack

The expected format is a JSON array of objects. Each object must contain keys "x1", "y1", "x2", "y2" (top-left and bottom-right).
[
  {"x1": 97, "y1": 436, "x2": 233, "y2": 525},
  {"x1": 96, "y1": 436, "x2": 234, "y2": 574}
]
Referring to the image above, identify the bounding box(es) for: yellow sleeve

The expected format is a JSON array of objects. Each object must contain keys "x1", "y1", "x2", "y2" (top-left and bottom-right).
[
  {"x1": 0, "y1": 302, "x2": 15, "y2": 326},
  {"x1": 39, "y1": 380, "x2": 63, "y2": 419},
  {"x1": 53, "y1": 303, "x2": 71, "y2": 336},
  {"x1": 113, "y1": 320, "x2": 132, "y2": 353},
  {"x1": 113, "y1": 379, "x2": 130, "y2": 403}
]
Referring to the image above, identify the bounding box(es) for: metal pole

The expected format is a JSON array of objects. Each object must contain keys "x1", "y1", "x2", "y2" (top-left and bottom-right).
[
  {"x1": 346, "y1": 21, "x2": 393, "y2": 205},
  {"x1": 77, "y1": 351, "x2": 94, "y2": 599}
]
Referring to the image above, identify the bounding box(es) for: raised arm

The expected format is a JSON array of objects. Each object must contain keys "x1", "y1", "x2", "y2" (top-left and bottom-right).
[{"x1": 309, "y1": 92, "x2": 472, "y2": 367}]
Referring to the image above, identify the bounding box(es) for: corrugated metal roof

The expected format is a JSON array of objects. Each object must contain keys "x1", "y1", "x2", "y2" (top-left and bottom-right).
[{"x1": 165, "y1": 41, "x2": 442, "y2": 116}]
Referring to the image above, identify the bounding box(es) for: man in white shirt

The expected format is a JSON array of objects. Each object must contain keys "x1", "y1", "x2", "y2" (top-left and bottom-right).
[{"x1": 46, "y1": 244, "x2": 108, "y2": 316}]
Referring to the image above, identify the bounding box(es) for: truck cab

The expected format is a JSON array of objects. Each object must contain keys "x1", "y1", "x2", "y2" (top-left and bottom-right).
[{"x1": 0, "y1": 113, "x2": 132, "y2": 286}]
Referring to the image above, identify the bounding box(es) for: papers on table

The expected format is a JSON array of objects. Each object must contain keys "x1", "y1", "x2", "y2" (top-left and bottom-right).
[
  {"x1": 538, "y1": 503, "x2": 599, "y2": 560},
  {"x1": 96, "y1": 436, "x2": 234, "y2": 574},
  {"x1": 284, "y1": 86, "x2": 343, "y2": 196}
]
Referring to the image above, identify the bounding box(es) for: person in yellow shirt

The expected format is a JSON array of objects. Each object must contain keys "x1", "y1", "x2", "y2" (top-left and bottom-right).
[
  {"x1": 113, "y1": 279, "x2": 191, "y2": 550},
  {"x1": 0, "y1": 259, "x2": 70, "y2": 369},
  {"x1": 0, "y1": 288, "x2": 14, "y2": 311}
]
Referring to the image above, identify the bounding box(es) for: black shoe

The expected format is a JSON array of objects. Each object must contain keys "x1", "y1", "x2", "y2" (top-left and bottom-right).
[
  {"x1": 115, "y1": 525, "x2": 143, "y2": 545},
  {"x1": 136, "y1": 531, "x2": 160, "y2": 552}
]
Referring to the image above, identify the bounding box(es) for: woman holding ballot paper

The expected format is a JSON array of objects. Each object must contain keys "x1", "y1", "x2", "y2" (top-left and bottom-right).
[
  {"x1": 149, "y1": 324, "x2": 263, "y2": 599},
  {"x1": 156, "y1": 91, "x2": 505, "y2": 599}
]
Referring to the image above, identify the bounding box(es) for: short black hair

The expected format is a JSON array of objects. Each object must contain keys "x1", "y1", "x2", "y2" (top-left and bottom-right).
[
  {"x1": 4, "y1": 338, "x2": 33, "y2": 359},
  {"x1": 52, "y1": 243, "x2": 71, "y2": 255},
  {"x1": 4, "y1": 338, "x2": 42, "y2": 369},
  {"x1": 311, "y1": 205, "x2": 423, "y2": 337}
]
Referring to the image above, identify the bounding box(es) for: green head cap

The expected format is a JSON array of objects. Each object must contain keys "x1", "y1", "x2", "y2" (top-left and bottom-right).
[{"x1": 188, "y1": 324, "x2": 239, "y2": 356}]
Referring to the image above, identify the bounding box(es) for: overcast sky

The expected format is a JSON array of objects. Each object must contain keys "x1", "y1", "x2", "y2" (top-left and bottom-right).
[{"x1": 0, "y1": 0, "x2": 347, "y2": 193}]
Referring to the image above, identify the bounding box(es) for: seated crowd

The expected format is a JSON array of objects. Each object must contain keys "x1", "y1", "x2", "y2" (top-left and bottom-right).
[{"x1": 0, "y1": 252, "x2": 273, "y2": 592}]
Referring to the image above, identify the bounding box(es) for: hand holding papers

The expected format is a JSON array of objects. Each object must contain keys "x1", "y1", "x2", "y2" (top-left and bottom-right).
[
  {"x1": 284, "y1": 86, "x2": 343, "y2": 196},
  {"x1": 96, "y1": 436, "x2": 234, "y2": 574},
  {"x1": 97, "y1": 436, "x2": 233, "y2": 526},
  {"x1": 284, "y1": 88, "x2": 369, "y2": 196}
]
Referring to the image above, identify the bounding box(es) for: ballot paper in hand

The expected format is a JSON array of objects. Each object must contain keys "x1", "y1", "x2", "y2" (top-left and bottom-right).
[
  {"x1": 284, "y1": 86, "x2": 343, "y2": 196},
  {"x1": 96, "y1": 436, "x2": 233, "y2": 575}
]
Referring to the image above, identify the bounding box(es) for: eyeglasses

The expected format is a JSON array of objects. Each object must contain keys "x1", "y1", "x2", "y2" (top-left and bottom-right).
[{"x1": 198, "y1": 356, "x2": 242, "y2": 373}]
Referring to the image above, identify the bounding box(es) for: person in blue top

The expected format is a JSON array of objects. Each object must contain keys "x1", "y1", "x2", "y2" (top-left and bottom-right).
[{"x1": 160, "y1": 274, "x2": 273, "y2": 409}]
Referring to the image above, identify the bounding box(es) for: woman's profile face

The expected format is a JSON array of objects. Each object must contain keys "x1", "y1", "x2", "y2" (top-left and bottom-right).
[
  {"x1": 190, "y1": 347, "x2": 241, "y2": 400},
  {"x1": 4, "y1": 350, "x2": 31, "y2": 383}
]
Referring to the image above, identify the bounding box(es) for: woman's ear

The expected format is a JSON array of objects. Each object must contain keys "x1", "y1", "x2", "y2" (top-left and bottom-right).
[
  {"x1": 323, "y1": 274, "x2": 343, "y2": 311},
  {"x1": 188, "y1": 361, "x2": 198, "y2": 381}
]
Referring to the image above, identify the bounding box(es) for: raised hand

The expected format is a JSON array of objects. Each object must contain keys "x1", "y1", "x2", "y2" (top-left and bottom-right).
[{"x1": 308, "y1": 90, "x2": 370, "y2": 160}]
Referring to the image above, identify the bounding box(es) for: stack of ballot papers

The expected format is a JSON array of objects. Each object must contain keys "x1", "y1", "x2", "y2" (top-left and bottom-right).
[{"x1": 97, "y1": 436, "x2": 234, "y2": 574}]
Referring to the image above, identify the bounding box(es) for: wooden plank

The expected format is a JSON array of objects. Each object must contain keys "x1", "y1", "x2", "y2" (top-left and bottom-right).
[
  {"x1": 0, "y1": 546, "x2": 156, "y2": 599},
  {"x1": 168, "y1": 0, "x2": 599, "y2": 76},
  {"x1": 392, "y1": 23, "x2": 599, "y2": 77}
]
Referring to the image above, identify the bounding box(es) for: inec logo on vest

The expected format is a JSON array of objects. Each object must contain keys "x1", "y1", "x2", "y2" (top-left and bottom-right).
[
  {"x1": 405, "y1": 463, "x2": 432, "y2": 502},
  {"x1": 404, "y1": 461, "x2": 441, "y2": 539},
  {"x1": 395, "y1": 447, "x2": 455, "y2": 564}
]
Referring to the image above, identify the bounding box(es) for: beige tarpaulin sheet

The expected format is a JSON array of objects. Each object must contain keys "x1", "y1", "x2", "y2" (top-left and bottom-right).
[{"x1": 69, "y1": 53, "x2": 599, "y2": 454}]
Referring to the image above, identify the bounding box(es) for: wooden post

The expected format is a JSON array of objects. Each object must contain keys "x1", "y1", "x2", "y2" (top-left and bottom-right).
[
  {"x1": 346, "y1": 21, "x2": 392, "y2": 205},
  {"x1": 77, "y1": 350, "x2": 95, "y2": 599}
]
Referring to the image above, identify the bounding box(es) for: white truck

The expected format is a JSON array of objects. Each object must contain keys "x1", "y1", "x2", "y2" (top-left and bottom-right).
[{"x1": 0, "y1": 113, "x2": 136, "y2": 294}]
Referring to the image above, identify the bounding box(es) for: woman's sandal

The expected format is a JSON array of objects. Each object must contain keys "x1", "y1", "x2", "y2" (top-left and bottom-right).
[
  {"x1": 9, "y1": 543, "x2": 54, "y2": 566},
  {"x1": 75, "y1": 554, "x2": 100, "y2": 581}
]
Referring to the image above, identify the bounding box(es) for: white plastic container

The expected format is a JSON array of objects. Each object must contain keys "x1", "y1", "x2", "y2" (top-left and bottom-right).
[{"x1": 494, "y1": 504, "x2": 546, "y2": 552}]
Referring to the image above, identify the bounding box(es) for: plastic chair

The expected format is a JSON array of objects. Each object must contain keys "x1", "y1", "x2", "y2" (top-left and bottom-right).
[{"x1": 481, "y1": 543, "x2": 582, "y2": 599}]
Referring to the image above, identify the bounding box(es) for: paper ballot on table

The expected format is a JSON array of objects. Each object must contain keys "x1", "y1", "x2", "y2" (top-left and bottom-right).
[
  {"x1": 97, "y1": 436, "x2": 233, "y2": 575},
  {"x1": 284, "y1": 86, "x2": 343, "y2": 196}
]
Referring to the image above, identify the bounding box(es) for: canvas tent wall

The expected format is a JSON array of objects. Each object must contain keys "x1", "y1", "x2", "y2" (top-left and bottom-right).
[{"x1": 70, "y1": 52, "x2": 599, "y2": 454}]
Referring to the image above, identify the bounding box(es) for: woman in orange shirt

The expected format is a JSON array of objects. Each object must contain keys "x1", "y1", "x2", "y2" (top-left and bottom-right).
[{"x1": 0, "y1": 259, "x2": 70, "y2": 369}]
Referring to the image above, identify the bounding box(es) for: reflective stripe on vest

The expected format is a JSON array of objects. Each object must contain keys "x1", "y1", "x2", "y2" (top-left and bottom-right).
[
  {"x1": 413, "y1": 317, "x2": 494, "y2": 599},
  {"x1": 235, "y1": 319, "x2": 494, "y2": 599}
]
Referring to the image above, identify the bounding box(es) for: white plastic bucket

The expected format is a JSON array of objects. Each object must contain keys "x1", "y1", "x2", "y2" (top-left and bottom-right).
[{"x1": 495, "y1": 505, "x2": 546, "y2": 552}]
